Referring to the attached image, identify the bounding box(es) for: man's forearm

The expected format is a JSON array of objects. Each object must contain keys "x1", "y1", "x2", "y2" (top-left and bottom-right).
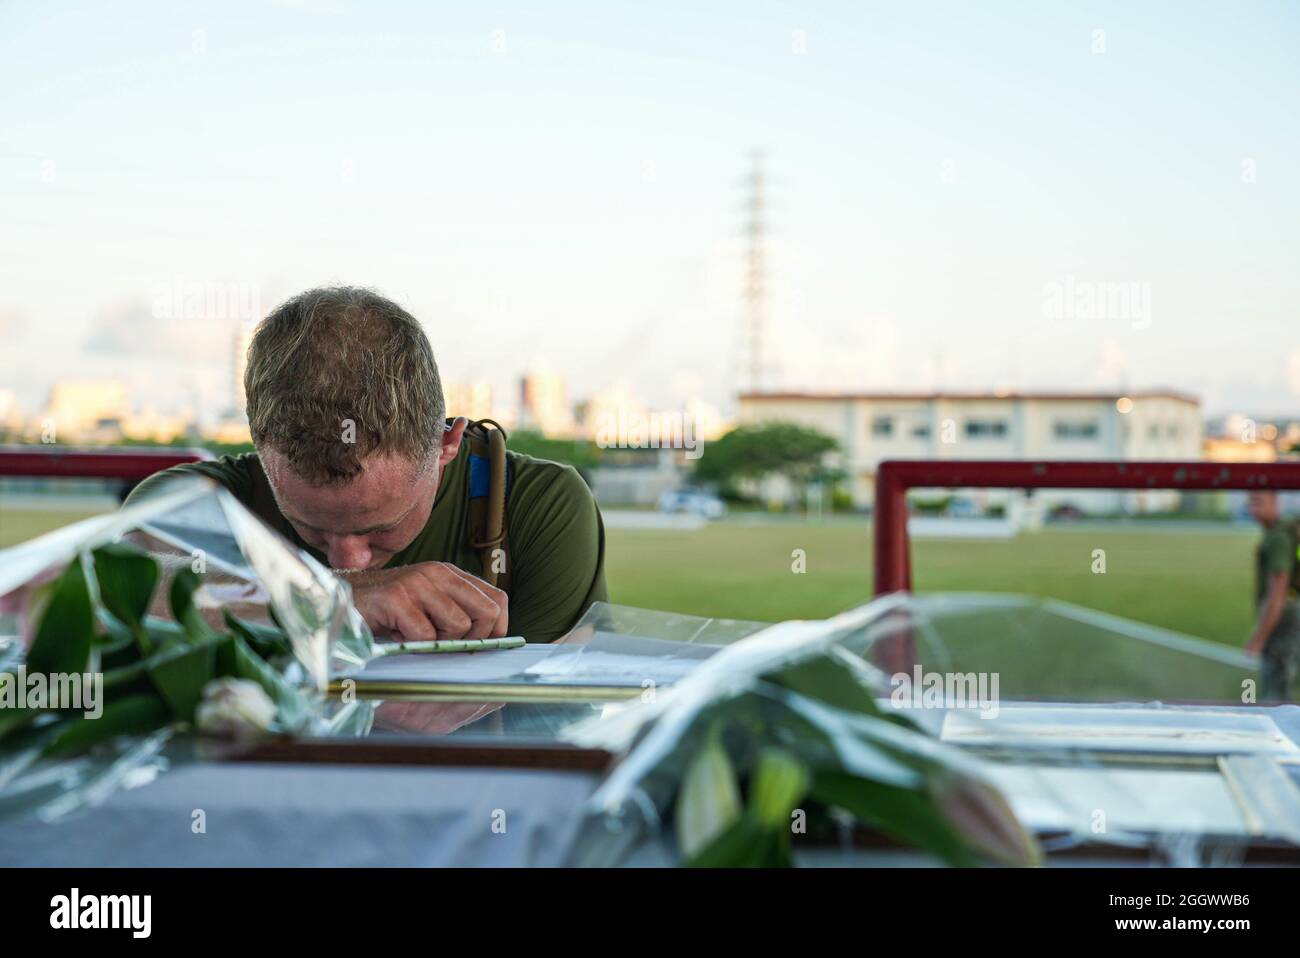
[
  {"x1": 1249, "y1": 579, "x2": 1290, "y2": 650},
  {"x1": 337, "y1": 562, "x2": 508, "y2": 641}
]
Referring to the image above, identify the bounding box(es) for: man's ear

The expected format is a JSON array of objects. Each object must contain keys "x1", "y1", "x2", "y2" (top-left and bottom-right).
[{"x1": 439, "y1": 416, "x2": 468, "y2": 468}]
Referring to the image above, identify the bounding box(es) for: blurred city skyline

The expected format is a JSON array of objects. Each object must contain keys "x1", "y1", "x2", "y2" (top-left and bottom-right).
[{"x1": 3, "y1": 1, "x2": 1299, "y2": 420}]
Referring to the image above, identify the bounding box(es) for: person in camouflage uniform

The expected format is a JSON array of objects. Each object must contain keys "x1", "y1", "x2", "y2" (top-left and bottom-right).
[{"x1": 1245, "y1": 491, "x2": 1300, "y2": 702}]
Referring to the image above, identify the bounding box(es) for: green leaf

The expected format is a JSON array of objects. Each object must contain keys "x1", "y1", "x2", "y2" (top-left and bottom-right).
[
  {"x1": 749, "y1": 748, "x2": 809, "y2": 830},
  {"x1": 43, "y1": 694, "x2": 172, "y2": 757},
  {"x1": 99, "y1": 636, "x2": 146, "y2": 674},
  {"x1": 223, "y1": 610, "x2": 292, "y2": 660},
  {"x1": 686, "y1": 813, "x2": 789, "y2": 868},
  {"x1": 25, "y1": 559, "x2": 95, "y2": 677},
  {"x1": 91, "y1": 544, "x2": 159, "y2": 653},
  {"x1": 768, "y1": 653, "x2": 883, "y2": 717},
  {"x1": 230, "y1": 635, "x2": 310, "y2": 730},
  {"x1": 675, "y1": 726, "x2": 742, "y2": 859},
  {"x1": 685, "y1": 748, "x2": 811, "y2": 868},
  {"x1": 141, "y1": 616, "x2": 189, "y2": 646},
  {"x1": 91, "y1": 597, "x2": 140, "y2": 652},
  {"x1": 100, "y1": 659, "x2": 154, "y2": 696},
  {"x1": 168, "y1": 567, "x2": 214, "y2": 644},
  {"x1": 810, "y1": 771, "x2": 980, "y2": 867},
  {"x1": 146, "y1": 634, "x2": 228, "y2": 719}
]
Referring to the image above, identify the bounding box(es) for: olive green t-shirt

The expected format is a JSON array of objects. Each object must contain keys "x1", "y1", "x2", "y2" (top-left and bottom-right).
[
  {"x1": 125, "y1": 443, "x2": 608, "y2": 643},
  {"x1": 1256, "y1": 522, "x2": 1296, "y2": 606}
]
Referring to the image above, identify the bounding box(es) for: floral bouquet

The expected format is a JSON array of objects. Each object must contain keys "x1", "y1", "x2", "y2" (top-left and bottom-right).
[{"x1": 0, "y1": 477, "x2": 373, "y2": 813}]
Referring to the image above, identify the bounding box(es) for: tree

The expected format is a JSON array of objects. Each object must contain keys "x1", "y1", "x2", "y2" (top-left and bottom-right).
[
  {"x1": 693, "y1": 422, "x2": 839, "y2": 504},
  {"x1": 506, "y1": 429, "x2": 601, "y2": 477}
]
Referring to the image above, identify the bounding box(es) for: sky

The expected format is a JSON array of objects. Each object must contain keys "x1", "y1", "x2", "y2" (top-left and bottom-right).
[{"x1": 1, "y1": 0, "x2": 1298, "y2": 421}]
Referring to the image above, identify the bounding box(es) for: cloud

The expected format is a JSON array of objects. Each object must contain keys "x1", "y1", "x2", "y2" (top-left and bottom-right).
[
  {"x1": 83, "y1": 299, "x2": 235, "y2": 360},
  {"x1": 1287, "y1": 350, "x2": 1300, "y2": 397},
  {"x1": 0, "y1": 306, "x2": 27, "y2": 340}
]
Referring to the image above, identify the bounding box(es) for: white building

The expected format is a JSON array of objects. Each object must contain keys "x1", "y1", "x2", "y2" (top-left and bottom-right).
[{"x1": 737, "y1": 390, "x2": 1203, "y2": 514}]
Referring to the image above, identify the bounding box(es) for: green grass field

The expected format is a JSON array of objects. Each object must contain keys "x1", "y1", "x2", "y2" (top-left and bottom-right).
[
  {"x1": 1, "y1": 507, "x2": 1258, "y2": 647},
  {"x1": 606, "y1": 520, "x2": 1256, "y2": 646},
  {"x1": 0, "y1": 509, "x2": 110, "y2": 549}
]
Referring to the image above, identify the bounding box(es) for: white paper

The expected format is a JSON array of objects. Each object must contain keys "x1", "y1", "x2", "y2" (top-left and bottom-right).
[{"x1": 351, "y1": 632, "x2": 722, "y2": 689}]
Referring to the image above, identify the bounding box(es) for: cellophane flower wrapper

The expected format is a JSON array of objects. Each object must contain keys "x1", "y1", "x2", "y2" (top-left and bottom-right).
[
  {"x1": 0, "y1": 476, "x2": 375, "y2": 820},
  {"x1": 563, "y1": 592, "x2": 1286, "y2": 866}
]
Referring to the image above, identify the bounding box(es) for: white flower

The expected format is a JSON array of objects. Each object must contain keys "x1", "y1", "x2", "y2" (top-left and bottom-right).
[{"x1": 196, "y1": 678, "x2": 277, "y2": 740}]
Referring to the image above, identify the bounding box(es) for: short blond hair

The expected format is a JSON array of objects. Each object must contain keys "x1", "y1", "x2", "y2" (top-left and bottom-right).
[{"x1": 245, "y1": 287, "x2": 444, "y2": 484}]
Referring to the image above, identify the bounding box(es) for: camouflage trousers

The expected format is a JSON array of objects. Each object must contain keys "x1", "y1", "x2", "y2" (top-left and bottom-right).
[{"x1": 1261, "y1": 601, "x2": 1300, "y2": 703}]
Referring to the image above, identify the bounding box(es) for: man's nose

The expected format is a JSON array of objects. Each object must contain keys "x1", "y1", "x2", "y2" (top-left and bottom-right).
[{"x1": 326, "y1": 536, "x2": 372, "y2": 570}]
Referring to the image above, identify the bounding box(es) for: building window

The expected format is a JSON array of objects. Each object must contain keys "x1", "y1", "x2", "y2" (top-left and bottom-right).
[
  {"x1": 871, "y1": 416, "x2": 894, "y2": 438},
  {"x1": 964, "y1": 419, "x2": 1008, "y2": 439},
  {"x1": 912, "y1": 423, "x2": 931, "y2": 439},
  {"x1": 1053, "y1": 420, "x2": 1099, "y2": 440},
  {"x1": 1148, "y1": 424, "x2": 1160, "y2": 441}
]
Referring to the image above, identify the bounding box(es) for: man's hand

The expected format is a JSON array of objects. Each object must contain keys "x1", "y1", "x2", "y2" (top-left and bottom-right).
[{"x1": 341, "y1": 563, "x2": 508, "y2": 642}]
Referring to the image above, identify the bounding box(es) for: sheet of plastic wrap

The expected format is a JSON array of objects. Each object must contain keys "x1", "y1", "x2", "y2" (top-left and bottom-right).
[
  {"x1": 562, "y1": 593, "x2": 1300, "y2": 866},
  {"x1": 342, "y1": 601, "x2": 768, "y2": 699},
  {"x1": 0, "y1": 477, "x2": 372, "y2": 686}
]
